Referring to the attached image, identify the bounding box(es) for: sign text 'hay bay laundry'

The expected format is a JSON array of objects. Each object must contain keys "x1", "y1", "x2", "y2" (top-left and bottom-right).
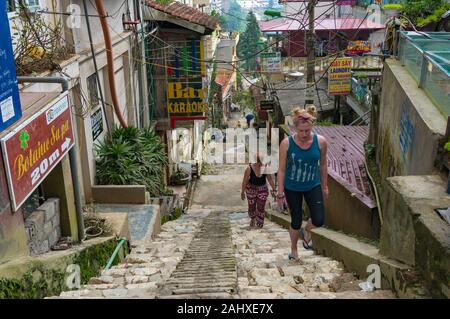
[
  {"x1": 0, "y1": 93, "x2": 74, "y2": 211},
  {"x1": 328, "y1": 57, "x2": 352, "y2": 96}
]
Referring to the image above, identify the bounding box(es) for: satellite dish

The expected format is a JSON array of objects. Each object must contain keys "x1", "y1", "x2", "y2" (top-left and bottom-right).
[{"x1": 287, "y1": 71, "x2": 304, "y2": 78}]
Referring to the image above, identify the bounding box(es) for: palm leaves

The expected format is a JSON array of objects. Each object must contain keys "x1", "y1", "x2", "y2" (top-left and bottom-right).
[{"x1": 95, "y1": 126, "x2": 169, "y2": 196}]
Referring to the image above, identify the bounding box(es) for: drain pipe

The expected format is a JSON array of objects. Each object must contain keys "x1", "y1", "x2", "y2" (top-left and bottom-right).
[
  {"x1": 95, "y1": 0, "x2": 128, "y2": 128},
  {"x1": 17, "y1": 76, "x2": 85, "y2": 241}
]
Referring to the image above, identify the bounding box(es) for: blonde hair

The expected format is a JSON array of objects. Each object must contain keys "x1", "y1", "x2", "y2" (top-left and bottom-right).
[{"x1": 292, "y1": 105, "x2": 317, "y2": 126}]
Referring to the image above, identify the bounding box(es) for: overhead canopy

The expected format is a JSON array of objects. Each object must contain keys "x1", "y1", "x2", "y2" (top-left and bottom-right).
[
  {"x1": 144, "y1": 0, "x2": 219, "y2": 34},
  {"x1": 259, "y1": 18, "x2": 385, "y2": 32}
]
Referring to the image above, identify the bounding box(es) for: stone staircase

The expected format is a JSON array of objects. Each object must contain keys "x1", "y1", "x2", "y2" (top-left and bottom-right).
[
  {"x1": 158, "y1": 212, "x2": 237, "y2": 298},
  {"x1": 54, "y1": 208, "x2": 394, "y2": 299}
]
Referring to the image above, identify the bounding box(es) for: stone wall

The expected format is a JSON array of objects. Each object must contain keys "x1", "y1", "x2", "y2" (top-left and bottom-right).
[
  {"x1": 375, "y1": 59, "x2": 446, "y2": 179},
  {"x1": 380, "y1": 175, "x2": 450, "y2": 298},
  {"x1": 24, "y1": 198, "x2": 61, "y2": 256}
]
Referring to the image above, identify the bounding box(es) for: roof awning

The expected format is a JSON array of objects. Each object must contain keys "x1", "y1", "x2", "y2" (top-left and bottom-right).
[
  {"x1": 259, "y1": 18, "x2": 385, "y2": 32},
  {"x1": 143, "y1": 0, "x2": 219, "y2": 34}
]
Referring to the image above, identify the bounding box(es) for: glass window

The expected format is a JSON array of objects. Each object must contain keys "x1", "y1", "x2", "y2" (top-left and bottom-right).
[
  {"x1": 8, "y1": 0, "x2": 16, "y2": 12},
  {"x1": 87, "y1": 74, "x2": 100, "y2": 107}
]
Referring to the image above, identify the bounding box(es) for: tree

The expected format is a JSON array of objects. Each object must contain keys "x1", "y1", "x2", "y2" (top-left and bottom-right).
[
  {"x1": 221, "y1": 0, "x2": 246, "y2": 31},
  {"x1": 237, "y1": 11, "x2": 262, "y2": 72},
  {"x1": 211, "y1": 9, "x2": 228, "y2": 30},
  {"x1": 401, "y1": 0, "x2": 448, "y2": 26}
]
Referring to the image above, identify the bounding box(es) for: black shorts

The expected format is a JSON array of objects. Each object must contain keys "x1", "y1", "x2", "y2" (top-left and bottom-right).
[{"x1": 285, "y1": 185, "x2": 325, "y2": 230}]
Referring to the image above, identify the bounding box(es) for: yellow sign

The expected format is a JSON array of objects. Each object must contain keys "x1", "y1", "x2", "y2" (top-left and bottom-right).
[
  {"x1": 167, "y1": 82, "x2": 208, "y2": 114},
  {"x1": 167, "y1": 102, "x2": 209, "y2": 113},
  {"x1": 328, "y1": 57, "x2": 352, "y2": 96}
]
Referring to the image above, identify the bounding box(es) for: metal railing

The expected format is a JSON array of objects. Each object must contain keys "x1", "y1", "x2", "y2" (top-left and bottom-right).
[
  {"x1": 281, "y1": 55, "x2": 383, "y2": 73},
  {"x1": 397, "y1": 31, "x2": 450, "y2": 117}
]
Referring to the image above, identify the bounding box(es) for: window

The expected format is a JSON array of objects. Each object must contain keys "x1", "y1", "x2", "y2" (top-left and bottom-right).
[
  {"x1": 25, "y1": 0, "x2": 41, "y2": 12},
  {"x1": 7, "y1": 0, "x2": 16, "y2": 12},
  {"x1": 87, "y1": 74, "x2": 100, "y2": 107},
  {"x1": 8, "y1": 1, "x2": 42, "y2": 12}
]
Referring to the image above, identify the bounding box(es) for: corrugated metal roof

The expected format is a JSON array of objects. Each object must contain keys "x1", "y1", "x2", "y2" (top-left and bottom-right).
[{"x1": 286, "y1": 124, "x2": 376, "y2": 209}]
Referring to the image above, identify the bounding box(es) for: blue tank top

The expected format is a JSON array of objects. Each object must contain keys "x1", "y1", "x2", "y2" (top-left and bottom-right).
[{"x1": 284, "y1": 134, "x2": 321, "y2": 192}]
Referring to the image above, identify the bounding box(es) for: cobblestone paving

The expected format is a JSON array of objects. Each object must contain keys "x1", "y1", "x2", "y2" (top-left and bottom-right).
[{"x1": 54, "y1": 163, "x2": 395, "y2": 299}]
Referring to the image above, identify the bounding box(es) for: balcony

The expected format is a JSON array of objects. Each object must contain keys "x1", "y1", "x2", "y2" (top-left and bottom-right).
[{"x1": 397, "y1": 31, "x2": 450, "y2": 117}]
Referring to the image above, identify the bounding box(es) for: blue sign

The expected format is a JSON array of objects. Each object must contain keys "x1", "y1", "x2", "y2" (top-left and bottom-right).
[{"x1": 0, "y1": 4, "x2": 22, "y2": 133}]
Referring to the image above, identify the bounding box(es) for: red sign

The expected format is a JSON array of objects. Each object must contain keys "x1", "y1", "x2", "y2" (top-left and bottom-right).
[
  {"x1": 346, "y1": 40, "x2": 371, "y2": 55},
  {"x1": 1, "y1": 93, "x2": 74, "y2": 211}
]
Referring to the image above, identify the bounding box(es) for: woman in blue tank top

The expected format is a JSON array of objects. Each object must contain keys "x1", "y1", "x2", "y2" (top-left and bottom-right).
[{"x1": 277, "y1": 105, "x2": 329, "y2": 261}]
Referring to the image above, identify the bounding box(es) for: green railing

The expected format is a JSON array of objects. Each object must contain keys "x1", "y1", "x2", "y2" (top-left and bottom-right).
[{"x1": 397, "y1": 31, "x2": 450, "y2": 117}]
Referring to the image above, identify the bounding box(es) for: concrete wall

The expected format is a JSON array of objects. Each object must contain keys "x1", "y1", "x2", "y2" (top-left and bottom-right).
[
  {"x1": 216, "y1": 39, "x2": 237, "y2": 73},
  {"x1": 71, "y1": 0, "x2": 138, "y2": 54},
  {"x1": 24, "y1": 199, "x2": 61, "y2": 256},
  {"x1": 376, "y1": 59, "x2": 446, "y2": 179},
  {"x1": 380, "y1": 175, "x2": 450, "y2": 298},
  {"x1": 323, "y1": 176, "x2": 381, "y2": 240}
]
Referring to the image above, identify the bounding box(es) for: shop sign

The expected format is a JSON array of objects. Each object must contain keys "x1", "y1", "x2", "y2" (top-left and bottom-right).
[
  {"x1": 328, "y1": 57, "x2": 352, "y2": 96},
  {"x1": 0, "y1": 93, "x2": 74, "y2": 211},
  {"x1": 260, "y1": 100, "x2": 275, "y2": 110},
  {"x1": 260, "y1": 52, "x2": 281, "y2": 72},
  {"x1": 346, "y1": 40, "x2": 371, "y2": 55},
  {"x1": 166, "y1": 82, "x2": 209, "y2": 114},
  {"x1": 0, "y1": 9, "x2": 22, "y2": 132}
]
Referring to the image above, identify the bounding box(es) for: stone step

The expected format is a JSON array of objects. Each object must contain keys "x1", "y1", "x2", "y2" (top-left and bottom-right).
[
  {"x1": 175, "y1": 266, "x2": 236, "y2": 272},
  {"x1": 171, "y1": 287, "x2": 236, "y2": 295},
  {"x1": 166, "y1": 277, "x2": 236, "y2": 285},
  {"x1": 157, "y1": 293, "x2": 233, "y2": 299},
  {"x1": 164, "y1": 281, "x2": 236, "y2": 289},
  {"x1": 170, "y1": 272, "x2": 236, "y2": 279},
  {"x1": 180, "y1": 256, "x2": 236, "y2": 262}
]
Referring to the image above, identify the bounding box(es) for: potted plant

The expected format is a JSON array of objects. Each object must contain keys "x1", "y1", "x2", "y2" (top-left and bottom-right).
[
  {"x1": 383, "y1": 4, "x2": 403, "y2": 17},
  {"x1": 170, "y1": 168, "x2": 190, "y2": 185}
]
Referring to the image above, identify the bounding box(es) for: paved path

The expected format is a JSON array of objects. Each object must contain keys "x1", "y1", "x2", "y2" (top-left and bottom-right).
[{"x1": 55, "y1": 164, "x2": 394, "y2": 299}]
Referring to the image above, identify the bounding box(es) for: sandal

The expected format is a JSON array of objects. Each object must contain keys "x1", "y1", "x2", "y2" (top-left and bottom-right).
[
  {"x1": 288, "y1": 253, "x2": 298, "y2": 261},
  {"x1": 300, "y1": 227, "x2": 314, "y2": 250}
]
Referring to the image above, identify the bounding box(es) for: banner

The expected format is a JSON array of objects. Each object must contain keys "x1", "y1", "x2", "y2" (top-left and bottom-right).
[
  {"x1": 328, "y1": 57, "x2": 352, "y2": 96},
  {"x1": 1, "y1": 93, "x2": 74, "y2": 211}
]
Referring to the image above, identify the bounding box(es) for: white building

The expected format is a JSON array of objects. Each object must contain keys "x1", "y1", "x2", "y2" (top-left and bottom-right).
[{"x1": 7, "y1": 0, "x2": 147, "y2": 204}]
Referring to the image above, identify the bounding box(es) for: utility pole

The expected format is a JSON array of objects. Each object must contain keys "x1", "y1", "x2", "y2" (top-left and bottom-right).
[{"x1": 305, "y1": 0, "x2": 316, "y2": 105}]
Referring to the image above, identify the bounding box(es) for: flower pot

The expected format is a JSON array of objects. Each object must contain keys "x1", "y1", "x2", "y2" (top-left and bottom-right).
[
  {"x1": 384, "y1": 8, "x2": 400, "y2": 17},
  {"x1": 170, "y1": 174, "x2": 190, "y2": 185}
]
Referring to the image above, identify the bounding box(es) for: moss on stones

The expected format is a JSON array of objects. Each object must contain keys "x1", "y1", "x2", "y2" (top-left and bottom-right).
[{"x1": 0, "y1": 237, "x2": 129, "y2": 299}]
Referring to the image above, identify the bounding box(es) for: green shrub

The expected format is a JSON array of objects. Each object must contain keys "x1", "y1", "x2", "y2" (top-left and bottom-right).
[
  {"x1": 383, "y1": 4, "x2": 403, "y2": 10},
  {"x1": 401, "y1": 0, "x2": 447, "y2": 26},
  {"x1": 445, "y1": 141, "x2": 450, "y2": 153},
  {"x1": 417, "y1": 4, "x2": 450, "y2": 27},
  {"x1": 95, "y1": 126, "x2": 170, "y2": 196},
  {"x1": 315, "y1": 120, "x2": 335, "y2": 126}
]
